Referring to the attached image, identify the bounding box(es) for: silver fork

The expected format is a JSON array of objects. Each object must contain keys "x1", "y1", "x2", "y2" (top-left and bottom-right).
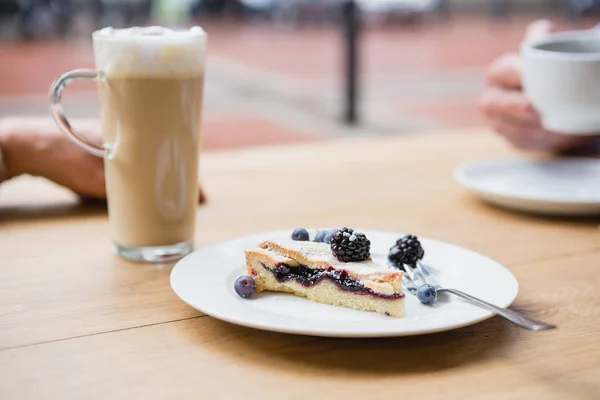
[{"x1": 402, "y1": 261, "x2": 556, "y2": 331}]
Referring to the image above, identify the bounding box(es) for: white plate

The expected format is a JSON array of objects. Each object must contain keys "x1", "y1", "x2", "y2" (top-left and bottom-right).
[
  {"x1": 170, "y1": 229, "x2": 518, "y2": 338},
  {"x1": 454, "y1": 157, "x2": 600, "y2": 216}
]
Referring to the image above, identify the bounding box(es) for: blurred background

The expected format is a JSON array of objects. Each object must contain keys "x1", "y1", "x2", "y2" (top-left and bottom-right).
[{"x1": 1, "y1": 0, "x2": 599, "y2": 150}]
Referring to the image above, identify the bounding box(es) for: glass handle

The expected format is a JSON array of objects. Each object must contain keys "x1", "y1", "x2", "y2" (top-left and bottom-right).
[{"x1": 49, "y1": 69, "x2": 106, "y2": 158}]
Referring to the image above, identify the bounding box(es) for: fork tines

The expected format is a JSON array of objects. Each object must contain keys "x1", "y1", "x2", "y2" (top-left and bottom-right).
[{"x1": 402, "y1": 263, "x2": 426, "y2": 292}]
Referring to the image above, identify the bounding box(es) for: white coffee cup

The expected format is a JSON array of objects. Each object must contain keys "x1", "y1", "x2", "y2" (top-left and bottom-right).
[{"x1": 521, "y1": 30, "x2": 600, "y2": 135}]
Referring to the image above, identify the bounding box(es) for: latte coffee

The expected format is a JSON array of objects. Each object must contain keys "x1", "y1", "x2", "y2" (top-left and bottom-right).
[
  {"x1": 99, "y1": 74, "x2": 203, "y2": 248},
  {"x1": 50, "y1": 26, "x2": 207, "y2": 262}
]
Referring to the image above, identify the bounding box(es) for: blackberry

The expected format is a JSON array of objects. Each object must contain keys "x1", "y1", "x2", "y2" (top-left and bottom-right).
[
  {"x1": 388, "y1": 234, "x2": 424, "y2": 268},
  {"x1": 330, "y1": 227, "x2": 370, "y2": 262}
]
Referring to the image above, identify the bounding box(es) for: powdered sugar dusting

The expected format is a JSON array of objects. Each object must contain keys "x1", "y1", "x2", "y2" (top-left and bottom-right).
[
  {"x1": 251, "y1": 248, "x2": 294, "y2": 263},
  {"x1": 271, "y1": 240, "x2": 397, "y2": 276}
]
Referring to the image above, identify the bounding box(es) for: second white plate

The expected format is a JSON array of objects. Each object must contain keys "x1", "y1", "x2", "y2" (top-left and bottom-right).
[
  {"x1": 170, "y1": 229, "x2": 518, "y2": 338},
  {"x1": 454, "y1": 157, "x2": 600, "y2": 216}
]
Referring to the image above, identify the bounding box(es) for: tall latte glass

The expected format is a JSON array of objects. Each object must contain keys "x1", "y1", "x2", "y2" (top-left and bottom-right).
[{"x1": 50, "y1": 26, "x2": 206, "y2": 262}]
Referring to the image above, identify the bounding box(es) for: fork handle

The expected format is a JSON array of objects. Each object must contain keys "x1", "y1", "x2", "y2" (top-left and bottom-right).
[{"x1": 439, "y1": 288, "x2": 556, "y2": 331}]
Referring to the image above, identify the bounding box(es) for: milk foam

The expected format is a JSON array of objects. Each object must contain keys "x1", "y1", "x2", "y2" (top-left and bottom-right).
[{"x1": 92, "y1": 26, "x2": 206, "y2": 78}]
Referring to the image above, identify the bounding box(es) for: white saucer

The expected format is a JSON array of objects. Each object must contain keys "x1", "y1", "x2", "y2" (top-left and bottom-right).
[
  {"x1": 170, "y1": 229, "x2": 519, "y2": 338},
  {"x1": 454, "y1": 157, "x2": 600, "y2": 216}
]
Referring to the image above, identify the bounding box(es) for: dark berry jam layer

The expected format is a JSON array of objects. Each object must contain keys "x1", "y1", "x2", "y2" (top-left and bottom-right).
[{"x1": 262, "y1": 263, "x2": 404, "y2": 300}]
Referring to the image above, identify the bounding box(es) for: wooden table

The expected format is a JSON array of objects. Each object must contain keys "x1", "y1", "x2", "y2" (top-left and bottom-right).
[{"x1": 1, "y1": 131, "x2": 599, "y2": 399}]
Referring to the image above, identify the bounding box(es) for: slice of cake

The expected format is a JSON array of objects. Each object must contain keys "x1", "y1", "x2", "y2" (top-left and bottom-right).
[{"x1": 245, "y1": 239, "x2": 405, "y2": 317}]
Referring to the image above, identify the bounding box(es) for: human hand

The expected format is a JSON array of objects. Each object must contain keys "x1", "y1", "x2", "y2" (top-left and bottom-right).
[
  {"x1": 480, "y1": 19, "x2": 598, "y2": 152},
  {"x1": 0, "y1": 116, "x2": 107, "y2": 199},
  {"x1": 0, "y1": 116, "x2": 206, "y2": 203}
]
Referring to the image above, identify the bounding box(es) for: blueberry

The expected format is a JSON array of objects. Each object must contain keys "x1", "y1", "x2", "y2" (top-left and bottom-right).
[
  {"x1": 234, "y1": 276, "x2": 256, "y2": 298},
  {"x1": 291, "y1": 228, "x2": 309, "y2": 241},
  {"x1": 322, "y1": 229, "x2": 336, "y2": 245},
  {"x1": 314, "y1": 230, "x2": 327, "y2": 243},
  {"x1": 416, "y1": 284, "x2": 437, "y2": 305}
]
